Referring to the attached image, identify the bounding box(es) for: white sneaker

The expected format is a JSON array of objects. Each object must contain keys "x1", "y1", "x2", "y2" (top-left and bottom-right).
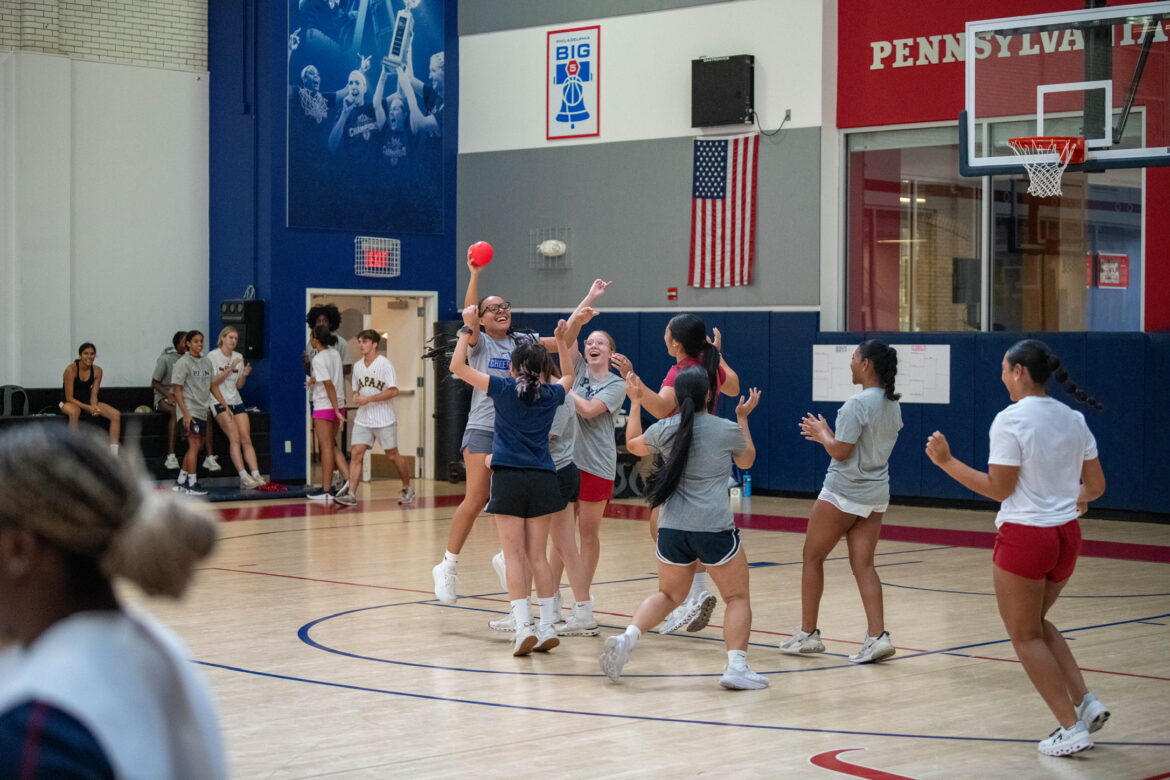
[
  {"x1": 172, "y1": 479, "x2": 187, "y2": 493},
  {"x1": 599, "y1": 634, "x2": 633, "y2": 681},
  {"x1": 720, "y1": 664, "x2": 770, "y2": 690},
  {"x1": 202, "y1": 454, "x2": 222, "y2": 472},
  {"x1": 164, "y1": 453, "x2": 180, "y2": 470},
  {"x1": 659, "y1": 592, "x2": 716, "y2": 634},
  {"x1": 1077, "y1": 694, "x2": 1110, "y2": 733},
  {"x1": 489, "y1": 614, "x2": 517, "y2": 632},
  {"x1": 240, "y1": 474, "x2": 262, "y2": 489},
  {"x1": 432, "y1": 563, "x2": 457, "y2": 604},
  {"x1": 512, "y1": 623, "x2": 538, "y2": 656},
  {"x1": 534, "y1": 624, "x2": 560, "y2": 653},
  {"x1": 398, "y1": 486, "x2": 416, "y2": 504},
  {"x1": 779, "y1": 628, "x2": 825, "y2": 655},
  {"x1": 848, "y1": 631, "x2": 896, "y2": 664},
  {"x1": 1038, "y1": 721, "x2": 1093, "y2": 756},
  {"x1": 558, "y1": 614, "x2": 600, "y2": 637},
  {"x1": 491, "y1": 551, "x2": 507, "y2": 591},
  {"x1": 333, "y1": 491, "x2": 358, "y2": 506}
]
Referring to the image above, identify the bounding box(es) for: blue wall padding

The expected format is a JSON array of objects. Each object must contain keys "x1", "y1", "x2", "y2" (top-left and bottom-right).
[{"x1": 1144, "y1": 335, "x2": 1170, "y2": 514}]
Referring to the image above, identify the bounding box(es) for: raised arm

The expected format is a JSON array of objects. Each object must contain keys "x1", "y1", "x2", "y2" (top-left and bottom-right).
[
  {"x1": 553, "y1": 319, "x2": 575, "y2": 392},
  {"x1": 925, "y1": 431, "x2": 1020, "y2": 502},
  {"x1": 450, "y1": 306, "x2": 491, "y2": 392},
  {"x1": 733, "y1": 389, "x2": 761, "y2": 469},
  {"x1": 709, "y1": 328, "x2": 740, "y2": 397},
  {"x1": 622, "y1": 374, "x2": 651, "y2": 456},
  {"x1": 542, "y1": 279, "x2": 610, "y2": 352}
]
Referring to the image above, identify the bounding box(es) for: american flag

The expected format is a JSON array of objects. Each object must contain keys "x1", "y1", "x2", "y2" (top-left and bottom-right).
[{"x1": 689, "y1": 133, "x2": 759, "y2": 288}]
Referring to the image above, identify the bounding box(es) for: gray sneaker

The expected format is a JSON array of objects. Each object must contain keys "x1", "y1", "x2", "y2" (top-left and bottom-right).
[
  {"x1": 719, "y1": 664, "x2": 770, "y2": 690},
  {"x1": 333, "y1": 491, "x2": 357, "y2": 506},
  {"x1": 398, "y1": 486, "x2": 416, "y2": 504},
  {"x1": 533, "y1": 624, "x2": 560, "y2": 653},
  {"x1": 599, "y1": 634, "x2": 633, "y2": 681},
  {"x1": 779, "y1": 628, "x2": 825, "y2": 655},
  {"x1": 557, "y1": 614, "x2": 600, "y2": 637},
  {"x1": 848, "y1": 631, "x2": 896, "y2": 664}
]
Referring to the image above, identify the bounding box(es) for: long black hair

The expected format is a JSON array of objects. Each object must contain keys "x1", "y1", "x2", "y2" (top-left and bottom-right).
[
  {"x1": 312, "y1": 324, "x2": 338, "y2": 348},
  {"x1": 646, "y1": 367, "x2": 708, "y2": 508},
  {"x1": 668, "y1": 313, "x2": 720, "y2": 412},
  {"x1": 1005, "y1": 339, "x2": 1103, "y2": 410},
  {"x1": 511, "y1": 341, "x2": 554, "y2": 404},
  {"x1": 858, "y1": 340, "x2": 900, "y2": 401}
]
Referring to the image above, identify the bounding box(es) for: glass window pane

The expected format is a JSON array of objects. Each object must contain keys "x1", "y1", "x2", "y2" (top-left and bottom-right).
[{"x1": 846, "y1": 129, "x2": 982, "y2": 332}]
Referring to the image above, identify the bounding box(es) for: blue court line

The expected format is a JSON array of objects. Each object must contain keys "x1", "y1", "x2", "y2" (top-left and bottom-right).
[
  {"x1": 873, "y1": 560, "x2": 923, "y2": 568},
  {"x1": 882, "y1": 582, "x2": 1170, "y2": 599},
  {"x1": 1136, "y1": 621, "x2": 1166, "y2": 626},
  {"x1": 191, "y1": 659, "x2": 1170, "y2": 748}
]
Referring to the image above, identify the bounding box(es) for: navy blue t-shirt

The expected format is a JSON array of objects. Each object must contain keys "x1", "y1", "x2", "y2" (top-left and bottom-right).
[
  {"x1": 0, "y1": 700, "x2": 114, "y2": 779},
  {"x1": 486, "y1": 376, "x2": 565, "y2": 471}
]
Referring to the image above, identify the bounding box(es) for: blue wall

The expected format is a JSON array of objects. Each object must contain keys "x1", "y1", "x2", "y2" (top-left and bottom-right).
[
  {"x1": 208, "y1": 0, "x2": 460, "y2": 479},
  {"x1": 518, "y1": 310, "x2": 1167, "y2": 514}
]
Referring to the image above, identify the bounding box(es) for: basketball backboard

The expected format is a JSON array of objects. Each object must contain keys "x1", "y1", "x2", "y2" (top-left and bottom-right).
[{"x1": 960, "y1": 1, "x2": 1170, "y2": 176}]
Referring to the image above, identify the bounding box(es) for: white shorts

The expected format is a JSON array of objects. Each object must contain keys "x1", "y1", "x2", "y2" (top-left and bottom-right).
[
  {"x1": 818, "y1": 488, "x2": 888, "y2": 518},
  {"x1": 352, "y1": 422, "x2": 398, "y2": 450}
]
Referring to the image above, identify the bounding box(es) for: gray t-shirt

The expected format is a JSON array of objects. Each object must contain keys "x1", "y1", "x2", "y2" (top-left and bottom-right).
[
  {"x1": 151, "y1": 347, "x2": 181, "y2": 405},
  {"x1": 548, "y1": 391, "x2": 578, "y2": 469},
  {"x1": 823, "y1": 387, "x2": 903, "y2": 504},
  {"x1": 464, "y1": 331, "x2": 537, "y2": 432},
  {"x1": 571, "y1": 353, "x2": 626, "y2": 480},
  {"x1": 171, "y1": 353, "x2": 214, "y2": 418},
  {"x1": 642, "y1": 414, "x2": 746, "y2": 533}
]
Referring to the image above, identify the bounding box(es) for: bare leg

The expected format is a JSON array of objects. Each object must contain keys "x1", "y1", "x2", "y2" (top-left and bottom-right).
[
  {"x1": 182, "y1": 433, "x2": 202, "y2": 475},
  {"x1": 61, "y1": 402, "x2": 82, "y2": 430},
  {"x1": 387, "y1": 447, "x2": 412, "y2": 489},
  {"x1": 578, "y1": 498, "x2": 606, "y2": 588},
  {"x1": 800, "y1": 499, "x2": 857, "y2": 632},
  {"x1": 235, "y1": 412, "x2": 260, "y2": 472},
  {"x1": 313, "y1": 418, "x2": 338, "y2": 491},
  {"x1": 631, "y1": 561, "x2": 694, "y2": 632},
  {"x1": 704, "y1": 550, "x2": 752, "y2": 651},
  {"x1": 204, "y1": 413, "x2": 215, "y2": 456},
  {"x1": 549, "y1": 503, "x2": 590, "y2": 602},
  {"x1": 95, "y1": 403, "x2": 121, "y2": 445},
  {"x1": 348, "y1": 442, "x2": 369, "y2": 495},
  {"x1": 525, "y1": 514, "x2": 555, "y2": 599},
  {"x1": 845, "y1": 510, "x2": 886, "y2": 636},
  {"x1": 216, "y1": 410, "x2": 245, "y2": 472},
  {"x1": 496, "y1": 514, "x2": 532, "y2": 602}
]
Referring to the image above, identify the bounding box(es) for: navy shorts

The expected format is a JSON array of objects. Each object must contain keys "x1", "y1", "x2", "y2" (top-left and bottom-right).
[
  {"x1": 486, "y1": 466, "x2": 567, "y2": 519},
  {"x1": 656, "y1": 527, "x2": 742, "y2": 567},
  {"x1": 556, "y1": 463, "x2": 580, "y2": 503},
  {"x1": 180, "y1": 417, "x2": 205, "y2": 440},
  {"x1": 211, "y1": 402, "x2": 247, "y2": 417},
  {"x1": 461, "y1": 427, "x2": 493, "y2": 455}
]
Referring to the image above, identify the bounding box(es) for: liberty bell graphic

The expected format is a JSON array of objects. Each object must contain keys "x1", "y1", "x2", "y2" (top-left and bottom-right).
[{"x1": 555, "y1": 59, "x2": 591, "y2": 128}]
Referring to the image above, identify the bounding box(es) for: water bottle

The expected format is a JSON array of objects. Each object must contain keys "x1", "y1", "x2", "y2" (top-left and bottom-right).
[{"x1": 742, "y1": 472, "x2": 752, "y2": 497}]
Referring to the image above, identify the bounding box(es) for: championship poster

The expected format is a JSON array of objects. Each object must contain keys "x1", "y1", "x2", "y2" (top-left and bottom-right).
[{"x1": 287, "y1": 0, "x2": 444, "y2": 233}]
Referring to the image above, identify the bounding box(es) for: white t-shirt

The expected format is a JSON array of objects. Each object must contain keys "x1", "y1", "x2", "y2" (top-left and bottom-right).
[
  {"x1": 207, "y1": 348, "x2": 245, "y2": 406},
  {"x1": 988, "y1": 395, "x2": 1098, "y2": 528},
  {"x1": 311, "y1": 347, "x2": 344, "y2": 411},
  {"x1": 352, "y1": 354, "x2": 398, "y2": 428}
]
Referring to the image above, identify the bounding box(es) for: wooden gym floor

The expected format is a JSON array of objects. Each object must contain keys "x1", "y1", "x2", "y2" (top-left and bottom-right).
[{"x1": 128, "y1": 480, "x2": 1170, "y2": 779}]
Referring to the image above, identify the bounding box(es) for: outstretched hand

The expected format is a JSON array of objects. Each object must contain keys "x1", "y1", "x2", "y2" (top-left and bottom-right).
[
  {"x1": 610, "y1": 353, "x2": 633, "y2": 378},
  {"x1": 289, "y1": 29, "x2": 301, "y2": 52},
  {"x1": 925, "y1": 431, "x2": 951, "y2": 465},
  {"x1": 625, "y1": 372, "x2": 645, "y2": 401},
  {"x1": 736, "y1": 388, "x2": 761, "y2": 418},
  {"x1": 461, "y1": 304, "x2": 479, "y2": 330},
  {"x1": 569, "y1": 305, "x2": 599, "y2": 327},
  {"x1": 707, "y1": 327, "x2": 723, "y2": 352},
  {"x1": 588, "y1": 279, "x2": 612, "y2": 299},
  {"x1": 799, "y1": 412, "x2": 832, "y2": 444}
]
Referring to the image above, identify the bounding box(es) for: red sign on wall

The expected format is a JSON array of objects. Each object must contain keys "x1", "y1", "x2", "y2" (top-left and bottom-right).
[{"x1": 1097, "y1": 253, "x2": 1130, "y2": 288}]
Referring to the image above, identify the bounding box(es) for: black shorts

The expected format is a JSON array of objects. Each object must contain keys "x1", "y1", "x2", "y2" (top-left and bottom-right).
[
  {"x1": 180, "y1": 417, "x2": 205, "y2": 440},
  {"x1": 556, "y1": 463, "x2": 580, "y2": 503},
  {"x1": 656, "y1": 527, "x2": 742, "y2": 567},
  {"x1": 486, "y1": 466, "x2": 567, "y2": 519},
  {"x1": 211, "y1": 402, "x2": 247, "y2": 417}
]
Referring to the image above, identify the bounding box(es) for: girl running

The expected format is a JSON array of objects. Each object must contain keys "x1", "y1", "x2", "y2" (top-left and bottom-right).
[
  {"x1": 614, "y1": 313, "x2": 739, "y2": 634},
  {"x1": 60, "y1": 342, "x2": 122, "y2": 451},
  {"x1": 783, "y1": 340, "x2": 902, "y2": 663},
  {"x1": 599, "y1": 367, "x2": 765, "y2": 689},
  {"x1": 307, "y1": 325, "x2": 350, "y2": 501},
  {"x1": 449, "y1": 309, "x2": 574, "y2": 655},
  {"x1": 171, "y1": 330, "x2": 214, "y2": 496},
  {"x1": 208, "y1": 326, "x2": 264, "y2": 489},
  {"x1": 926, "y1": 339, "x2": 1107, "y2": 756}
]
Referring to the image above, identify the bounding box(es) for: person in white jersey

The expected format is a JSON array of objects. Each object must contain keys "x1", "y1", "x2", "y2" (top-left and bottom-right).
[
  {"x1": 782, "y1": 339, "x2": 903, "y2": 664},
  {"x1": 334, "y1": 329, "x2": 414, "y2": 507},
  {"x1": 208, "y1": 326, "x2": 265, "y2": 489},
  {"x1": 600, "y1": 367, "x2": 766, "y2": 690},
  {"x1": 306, "y1": 325, "x2": 350, "y2": 501},
  {"x1": 0, "y1": 425, "x2": 226, "y2": 778},
  {"x1": 430, "y1": 259, "x2": 609, "y2": 604},
  {"x1": 927, "y1": 339, "x2": 1108, "y2": 757}
]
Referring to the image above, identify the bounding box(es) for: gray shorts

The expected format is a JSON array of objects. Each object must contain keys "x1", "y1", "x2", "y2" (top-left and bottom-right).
[
  {"x1": 461, "y1": 427, "x2": 493, "y2": 454},
  {"x1": 353, "y1": 422, "x2": 398, "y2": 449}
]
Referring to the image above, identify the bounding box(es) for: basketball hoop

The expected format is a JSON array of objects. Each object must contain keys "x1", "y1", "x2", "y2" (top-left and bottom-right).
[{"x1": 1008, "y1": 137, "x2": 1086, "y2": 197}]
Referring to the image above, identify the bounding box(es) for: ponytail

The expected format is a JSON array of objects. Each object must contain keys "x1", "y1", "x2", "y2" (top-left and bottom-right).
[
  {"x1": 858, "y1": 339, "x2": 900, "y2": 402},
  {"x1": 511, "y1": 342, "x2": 552, "y2": 405},
  {"x1": 1006, "y1": 339, "x2": 1104, "y2": 411},
  {"x1": 646, "y1": 367, "x2": 708, "y2": 508},
  {"x1": 667, "y1": 313, "x2": 721, "y2": 411}
]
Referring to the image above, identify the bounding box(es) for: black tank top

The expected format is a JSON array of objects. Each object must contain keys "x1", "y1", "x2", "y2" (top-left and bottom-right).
[{"x1": 70, "y1": 360, "x2": 94, "y2": 403}]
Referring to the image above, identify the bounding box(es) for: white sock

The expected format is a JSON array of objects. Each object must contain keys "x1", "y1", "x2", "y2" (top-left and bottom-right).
[
  {"x1": 251, "y1": 470, "x2": 262, "y2": 479},
  {"x1": 109, "y1": 443, "x2": 119, "y2": 454},
  {"x1": 178, "y1": 470, "x2": 188, "y2": 484},
  {"x1": 187, "y1": 472, "x2": 197, "y2": 486},
  {"x1": 574, "y1": 599, "x2": 594, "y2": 617},
  {"x1": 690, "y1": 572, "x2": 708, "y2": 598},
  {"x1": 239, "y1": 470, "x2": 249, "y2": 480},
  {"x1": 727, "y1": 649, "x2": 748, "y2": 667},
  {"x1": 1080, "y1": 691, "x2": 1097, "y2": 707},
  {"x1": 623, "y1": 625, "x2": 642, "y2": 645},
  {"x1": 443, "y1": 551, "x2": 459, "y2": 566},
  {"x1": 538, "y1": 596, "x2": 557, "y2": 628},
  {"x1": 511, "y1": 598, "x2": 530, "y2": 627}
]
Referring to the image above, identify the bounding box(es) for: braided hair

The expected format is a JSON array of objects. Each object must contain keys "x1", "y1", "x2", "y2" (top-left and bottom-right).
[
  {"x1": 646, "y1": 367, "x2": 708, "y2": 508},
  {"x1": 667, "y1": 314, "x2": 721, "y2": 412},
  {"x1": 858, "y1": 340, "x2": 900, "y2": 402},
  {"x1": 1005, "y1": 339, "x2": 1104, "y2": 410}
]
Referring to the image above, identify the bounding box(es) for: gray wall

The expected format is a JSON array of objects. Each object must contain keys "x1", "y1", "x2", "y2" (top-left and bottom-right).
[
  {"x1": 456, "y1": 129, "x2": 821, "y2": 310},
  {"x1": 458, "y1": 0, "x2": 735, "y2": 35}
]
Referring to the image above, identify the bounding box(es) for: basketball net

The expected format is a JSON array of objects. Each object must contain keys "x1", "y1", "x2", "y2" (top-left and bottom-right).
[{"x1": 1008, "y1": 137, "x2": 1086, "y2": 198}]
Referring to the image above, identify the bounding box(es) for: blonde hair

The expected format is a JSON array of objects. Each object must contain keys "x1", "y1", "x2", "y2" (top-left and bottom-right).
[
  {"x1": 0, "y1": 426, "x2": 216, "y2": 597},
  {"x1": 217, "y1": 325, "x2": 238, "y2": 349}
]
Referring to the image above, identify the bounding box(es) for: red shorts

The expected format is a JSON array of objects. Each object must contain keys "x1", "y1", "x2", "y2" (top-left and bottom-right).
[
  {"x1": 578, "y1": 469, "x2": 614, "y2": 503},
  {"x1": 993, "y1": 520, "x2": 1081, "y2": 582}
]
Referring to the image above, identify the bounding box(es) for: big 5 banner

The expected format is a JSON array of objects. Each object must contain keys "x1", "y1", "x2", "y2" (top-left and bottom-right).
[{"x1": 547, "y1": 26, "x2": 600, "y2": 140}]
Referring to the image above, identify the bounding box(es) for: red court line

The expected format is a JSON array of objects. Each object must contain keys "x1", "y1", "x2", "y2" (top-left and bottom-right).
[
  {"x1": 211, "y1": 494, "x2": 1170, "y2": 563},
  {"x1": 204, "y1": 567, "x2": 435, "y2": 595}
]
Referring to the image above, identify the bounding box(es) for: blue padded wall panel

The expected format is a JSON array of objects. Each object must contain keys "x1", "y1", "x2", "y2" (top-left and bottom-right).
[
  {"x1": 1144, "y1": 335, "x2": 1170, "y2": 513},
  {"x1": 918, "y1": 333, "x2": 979, "y2": 500},
  {"x1": 1085, "y1": 333, "x2": 1144, "y2": 510},
  {"x1": 767, "y1": 312, "x2": 819, "y2": 492},
  {"x1": 714, "y1": 311, "x2": 771, "y2": 483}
]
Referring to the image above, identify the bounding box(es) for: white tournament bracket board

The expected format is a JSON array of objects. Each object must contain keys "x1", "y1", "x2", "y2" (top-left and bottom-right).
[{"x1": 812, "y1": 344, "x2": 950, "y2": 404}]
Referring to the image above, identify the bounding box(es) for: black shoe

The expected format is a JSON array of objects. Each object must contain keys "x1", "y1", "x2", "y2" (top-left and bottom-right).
[{"x1": 186, "y1": 482, "x2": 209, "y2": 496}]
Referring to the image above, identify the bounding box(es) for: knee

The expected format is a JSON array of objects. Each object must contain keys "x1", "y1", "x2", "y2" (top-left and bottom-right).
[{"x1": 109, "y1": 409, "x2": 121, "y2": 422}]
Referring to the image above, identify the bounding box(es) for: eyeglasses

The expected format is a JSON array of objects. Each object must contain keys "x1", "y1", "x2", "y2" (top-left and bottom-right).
[{"x1": 481, "y1": 302, "x2": 512, "y2": 315}]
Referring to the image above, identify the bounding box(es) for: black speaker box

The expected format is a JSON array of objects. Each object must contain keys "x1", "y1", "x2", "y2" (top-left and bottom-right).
[
  {"x1": 220, "y1": 299, "x2": 265, "y2": 360},
  {"x1": 691, "y1": 55, "x2": 754, "y2": 128}
]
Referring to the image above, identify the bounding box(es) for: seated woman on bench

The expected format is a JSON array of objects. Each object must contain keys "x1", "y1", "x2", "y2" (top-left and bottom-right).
[{"x1": 60, "y1": 342, "x2": 121, "y2": 452}]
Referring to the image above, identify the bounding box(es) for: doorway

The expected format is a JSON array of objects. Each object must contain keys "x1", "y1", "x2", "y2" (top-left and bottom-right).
[{"x1": 305, "y1": 288, "x2": 436, "y2": 487}]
